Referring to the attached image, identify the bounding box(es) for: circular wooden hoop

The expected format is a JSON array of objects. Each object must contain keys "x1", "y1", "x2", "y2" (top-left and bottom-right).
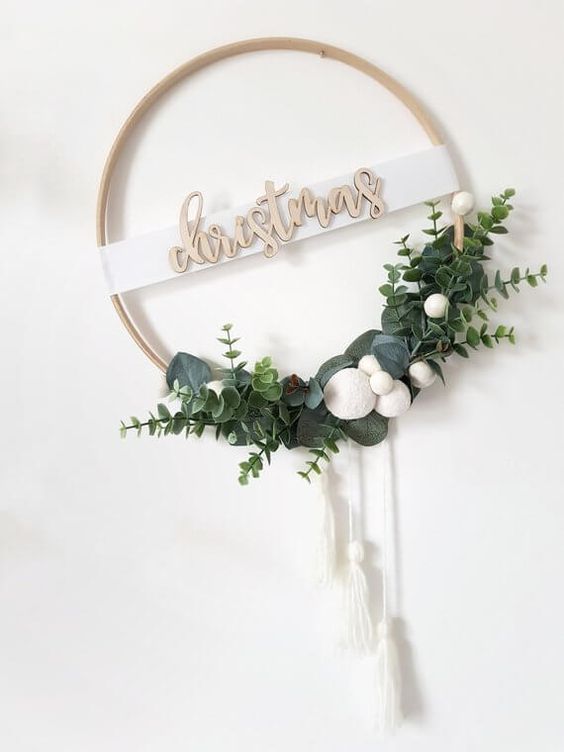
[{"x1": 96, "y1": 37, "x2": 462, "y2": 372}]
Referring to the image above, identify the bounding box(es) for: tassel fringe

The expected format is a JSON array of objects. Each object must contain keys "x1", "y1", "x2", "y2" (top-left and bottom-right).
[
  {"x1": 342, "y1": 540, "x2": 373, "y2": 654},
  {"x1": 375, "y1": 619, "x2": 402, "y2": 734}
]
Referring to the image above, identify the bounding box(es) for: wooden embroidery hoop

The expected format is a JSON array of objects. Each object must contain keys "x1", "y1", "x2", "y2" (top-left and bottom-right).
[{"x1": 96, "y1": 37, "x2": 463, "y2": 372}]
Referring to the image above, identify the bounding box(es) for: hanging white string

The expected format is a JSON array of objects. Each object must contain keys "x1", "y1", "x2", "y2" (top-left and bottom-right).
[
  {"x1": 375, "y1": 436, "x2": 402, "y2": 733},
  {"x1": 314, "y1": 470, "x2": 336, "y2": 587},
  {"x1": 341, "y1": 440, "x2": 373, "y2": 654}
]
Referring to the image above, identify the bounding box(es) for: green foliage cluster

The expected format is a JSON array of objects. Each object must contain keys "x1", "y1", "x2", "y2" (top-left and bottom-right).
[{"x1": 120, "y1": 189, "x2": 546, "y2": 484}]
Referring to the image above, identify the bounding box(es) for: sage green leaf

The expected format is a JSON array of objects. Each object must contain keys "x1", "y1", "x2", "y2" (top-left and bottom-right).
[
  {"x1": 427, "y1": 360, "x2": 445, "y2": 385},
  {"x1": 344, "y1": 329, "x2": 381, "y2": 361},
  {"x1": 492, "y1": 205, "x2": 509, "y2": 221},
  {"x1": 264, "y1": 383, "x2": 283, "y2": 402},
  {"x1": 248, "y1": 391, "x2": 267, "y2": 409},
  {"x1": 157, "y1": 403, "x2": 171, "y2": 420},
  {"x1": 371, "y1": 334, "x2": 410, "y2": 379},
  {"x1": 280, "y1": 375, "x2": 306, "y2": 406},
  {"x1": 453, "y1": 343, "x2": 469, "y2": 358},
  {"x1": 315, "y1": 354, "x2": 354, "y2": 388},
  {"x1": 466, "y1": 326, "x2": 481, "y2": 348},
  {"x1": 304, "y1": 377, "x2": 323, "y2": 409},
  {"x1": 221, "y1": 386, "x2": 241, "y2": 409},
  {"x1": 402, "y1": 268, "x2": 421, "y2": 282},
  {"x1": 342, "y1": 412, "x2": 388, "y2": 447},
  {"x1": 297, "y1": 407, "x2": 336, "y2": 448},
  {"x1": 166, "y1": 352, "x2": 212, "y2": 391}
]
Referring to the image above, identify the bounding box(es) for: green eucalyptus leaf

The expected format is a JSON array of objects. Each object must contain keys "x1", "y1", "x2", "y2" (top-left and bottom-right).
[
  {"x1": 157, "y1": 403, "x2": 171, "y2": 420},
  {"x1": 280, "y1": 376, "x2": 306, "y2": 406},
  {"x1": 248, "y1": 391, "x2": 267, "y2": 410},
  {"x1": 344, "y1": 330, "x2": 381, "y2": 361},
  {"x1": 296, "y1": 407, "x2": 336, "y2": 448},
  {"x1": 166, "y1": 352, "x2": 212, "y2": 391},
  {"x1": 315, "y1": 354, "x2": 354, "y2": 388},
  {"x1": 492, "y1": 205, "x2": 509, "y2": 222},
  {"x1": 264, "y1": 383, "x2": 283, "y2": 402},
  {"x1": 466, "y1": 326, "x2": 481, "y2": 348},
  {"x1": 304, "y1": 377, "x2": 323, "y2": 409},
  {"x1": 342, "y1": 412, "x2": 388, "y2": 447},
  {"x1": 221, "y1": 386, "x2": 241, "y2": 409},
  {"x1": 453, "y1": 343, "x2": 469, "y2": 358},
  {"x1": 371, "y1": 334, "x2": 410, "y2": 379}
]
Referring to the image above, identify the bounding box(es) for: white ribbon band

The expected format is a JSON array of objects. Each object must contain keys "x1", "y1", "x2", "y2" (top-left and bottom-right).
[{"x1": 100, "y1": 145, "x2": 459, "y2": 294}]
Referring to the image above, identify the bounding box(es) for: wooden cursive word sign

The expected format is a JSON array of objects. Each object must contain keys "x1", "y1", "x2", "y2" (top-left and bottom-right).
[{"x1": 169, "y1": 168, "x2": 385, "y2": 273}]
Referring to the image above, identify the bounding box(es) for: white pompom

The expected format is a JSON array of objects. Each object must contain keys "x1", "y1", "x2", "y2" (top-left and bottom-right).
[
  {"x1": 207, "y1": 379, "x2": 224, "y2": 395},
  {"x1": 358, "y1": 354, "x2": 382, "y2": 376},
  {"x1": 374, "y1": 380, "x2": 411, "y2": 418},
  {"x1": 423, "y1": 293, "x2": 449, "y2": 319},
  {"x1": 451, "y1": 190, "x2": 475, "y2": 216},
  {"x1": 408, "y1": 360, "x2": 437, "y2": 389},
  {"x1": 324, "y1": 368, "x2": 377, "y2": 420},
  {"x1": 369, "y1": 371, "x2": 394, "y2": 396}
]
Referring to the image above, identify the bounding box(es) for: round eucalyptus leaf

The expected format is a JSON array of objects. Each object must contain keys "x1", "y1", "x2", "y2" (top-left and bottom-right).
[
  {"x1": 166, "y1": 352, "x2": 212, "y2": 391},
  {"x1": 304, "y1": 377, "x2": 323, "y2": 409},
  {"x1": 315, "y1": 354, "x2": 354, "y2": 388},
  {"x1": 342, "y1": 412, "x2": 388, "y2": 447},
  {"x1": 344, "y1": 329, "x2": 381, "y2": 361}
]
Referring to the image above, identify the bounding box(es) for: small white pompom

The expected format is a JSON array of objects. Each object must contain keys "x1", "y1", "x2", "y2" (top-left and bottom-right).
[
  {"x1": 451, "y1": 191, "x2": 475, "y2": 216},
  {"x1": 375, "y1": 380, "x2": 411, "y2": 418},
  {"x1": 207, "y1": 379, "x2": 224, "y2": 395},
  {"x1": 358, "y1": 354, "x2": 382, "y2": 376},
  {"x1": 408, "y1": 360, "x2": 437, "y2": 389},
  {"x1": 424, "y1": 293, "x2": 449, "y2": 319},
  {"x1": 369, "y1": 370, "x2": 394, "y2": 396},
  {"x1": 323, "y1": 368, "x2": 377, "y2": 420}
]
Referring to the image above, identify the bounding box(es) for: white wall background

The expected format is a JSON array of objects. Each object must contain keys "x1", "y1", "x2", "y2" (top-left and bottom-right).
[{"x1": 1, "y1": 1, "x2": 563, "y2": 750}]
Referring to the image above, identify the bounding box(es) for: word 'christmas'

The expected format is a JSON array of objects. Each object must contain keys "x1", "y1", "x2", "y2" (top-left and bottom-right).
[{"x1": 169, "y1": 169, "x2": 385, "y2": 272}]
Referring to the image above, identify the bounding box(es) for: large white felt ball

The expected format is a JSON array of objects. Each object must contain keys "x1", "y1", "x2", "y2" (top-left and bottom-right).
[
  {"x1": 451, "y1": 191, "x2": 475, "y2": 216},
  {"x1": 369, "y1": 370, "x2": 394, "y2": 396},
  {"x1": 424, "y1": 293, "x2": 449, "y2": 319},
  {"x1": 408, "y1": 360, "x2": 437, "y2": 389},
  {"x1": 358, "y1": 354, "x2": 382, "y2": 376},
  {"x1": 374, "y1": 380, "x2": 411, "y2": 418},
  {"x1": 323, "y1": 368, "x2": 377, "y2": 420}
]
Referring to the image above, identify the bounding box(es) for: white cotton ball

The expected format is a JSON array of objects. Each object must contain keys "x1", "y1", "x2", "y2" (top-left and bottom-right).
[
  {"x1": 408, "y1": 360, "x2": 437, "y2": 389},
  {"x1": 374, "y1": 380, "x2": 411, "y2": 418},
  {"x1": 451, "y1": 191, "x2": 475, "y2": 216},
  {"x1": 207, "y1": 380, "x2": 224, "y2": 395},
  {"x1": 358, "y1": 354, "x2": 382, "y2": 376},
  {"x1": 424, "y1": 293, "x2": 449, "y2": 319},
  {"x1": 369, "y1": 370, "x2": 394, "y2": 396},
  {"x1": 323, "y1": 368, "x2": 377, "y2": 420}
]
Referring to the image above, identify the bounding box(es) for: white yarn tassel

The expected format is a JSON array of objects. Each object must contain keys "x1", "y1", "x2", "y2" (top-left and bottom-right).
[
  {"x1": 375, "y1": 619, "x2": 402, "y2": 733},
  {"x1": 375, "y1": 437, "x2": 402, "y2": 733},
  {"x1": 342, "y1": 539, "x2": 373, "y2": 653},
  {"x1": 342, "y1": 441, "x2": 373, "y2": 653},
  {"x1": 314, "y1": 472, "x2": 336, "y2": 587}
]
